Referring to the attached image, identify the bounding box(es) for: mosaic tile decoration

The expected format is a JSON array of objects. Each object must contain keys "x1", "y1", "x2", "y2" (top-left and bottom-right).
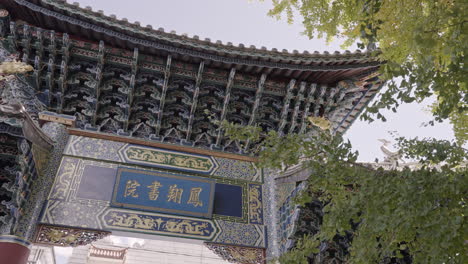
[
  {"x1": 213, "y1": 220, "x2": 266, "y2": 248},
  {"x1": 213, "y1": 157, "x2": 260, "y2": 182},
  {"x1": 275, "y1": 182, "x2": 296, "y2": 211},
  {"x1": 277, "y1": 182, "x2": 307, "y2": 255},
  {"x1": 64, "y1": 136, "x2": 123, "y2": 162},
  {"x1": 42, "y1": 200, "x2": 107, "y2": 229},
  {"x1": 64, "y1": 135, "x2": 261, "y2": 182}
]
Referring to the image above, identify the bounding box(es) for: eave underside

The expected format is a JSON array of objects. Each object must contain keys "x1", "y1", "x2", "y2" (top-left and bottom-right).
[{"x1": 0, "y1": 0, "x2": 383, "y2": 155}]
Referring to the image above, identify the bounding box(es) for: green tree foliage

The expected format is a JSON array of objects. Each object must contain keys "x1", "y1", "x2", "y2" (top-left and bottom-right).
[
  {"x1": 222, "y1": 121, "x2": 467, "y2": 263},
  {"x1": 268, "y1": 0, "x2": 467, "y2": 143}
]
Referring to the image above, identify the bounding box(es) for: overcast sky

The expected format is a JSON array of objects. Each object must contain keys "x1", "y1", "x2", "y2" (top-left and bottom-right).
[{"x1": 53, "y1": 1, "x2": 455, "y2": 263}]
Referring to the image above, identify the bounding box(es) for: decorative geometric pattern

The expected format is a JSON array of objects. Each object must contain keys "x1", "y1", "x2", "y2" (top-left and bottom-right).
[
  {"x1": 213, "y1": 157, "x2": 260, "y2": 182},
  {"x1": 64, "y1": 136, "x2": 123, "y2": 162},
  {"x1": 43, "y1": 200, "x2": 107, "y2": 229},
  {"x1": 101, "y1": 209, "x2": 217, "y2": 240},
  {"x1": 213, "y1": 220, "x2": 266, "y2": 247},
  {"x1": 205, "y1": 243, "x2": 266, "y2": 264}
]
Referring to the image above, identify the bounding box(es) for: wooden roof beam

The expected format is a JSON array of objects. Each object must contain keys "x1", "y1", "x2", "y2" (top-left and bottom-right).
[
  {"x1": 185, "y1": 61, "x2": 205, "y2": 141},
  {"x1": 313, "y1": 85, "x2": 327, "y2": 117},
  {"x1": 45, "y1": 31, "x2": 56, "y2": 106},
  {"x1": 299, "y1": 83, "x2": 317, "y2": 134},
  {"x1": 323, "y1": 87, "x2": 338, "y2": 115},
  {"x1": 7, "y1": 22, "x2": 17, "y2": 49},
  {"x1": 289, "y1": 81, "x2": 306, "y2": 133},
  {"x1": 57, "y1": 33, "x2": 71, "y2": 114},
  {"x1": 215, "y1": 68, "x2": 236, "y2": 147},
  {"x1": 91, "y1": 40, "x2": 105, "y2": 126},
  {"x1": 124, "y1": 47, "x2": 139, "y2": 132},
  {"x1": 243, "y1": 73, "x2": 267, "y2": 151},
  {"x1": 21, "y1": 24, "x2": 31, "y2": 62},
  {"x1": 154, "y1": 54, "x2": 172, "y2": 137},
  {"x1": 32, "y1": 28, "x2": 44, "y2": 90},
  {"x1": 277, "y1": 79, "x2": 296, "y2": 135},
  {"x1": 248, "y1": 73, "x2": 267, "y2": 126}
]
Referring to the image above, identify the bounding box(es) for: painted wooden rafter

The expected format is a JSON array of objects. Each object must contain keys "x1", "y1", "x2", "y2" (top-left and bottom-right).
[
  {"x1": 277, "y1": 79, "x2": 296, "y2": 135},
  {"x1": 215, "y1": 68, "x2": 236, "y2": 147},
  {"x1": 154, "y1": 55, "x2": 172, "y2": 136},
  {"x1": 21, "y1": 24, "x2": 31, "y2": 62},
  {"x1": 7, "y1": 22, "x2": 17, "y2": 48},
  {"x1": 313, "y1": 85, "x2": 327, "y2": 117},
  {"x1": 124, "y1": 47, "x2": 139, "y2": 131},
  {"x1": 243, "y1": 73, "x2": 267, "y2": 151},
  {"x1": 185, "y1": 61, "x2": 205, "y2": 141},
  {"x1": 91, "y1": 40, "x2": 105, "y2": 126},
  {"x1": 32, "y1": 28, "x2": 44, "y2": 90},
  {"x1": 288, "y1": 81, "x2": 307, "y2": 134},
  {"x1": 45, "y1": 30, "x2": 56, "y2": 106},
  {"x1": 57, "y1": 33, "x2": 71, "y2": 114},
  {"x1": 323, "y1": 87, "x2": 339, "y2": 115},
  {"x1": 299, "y1": 83, "x2": 317, "y2": 134}
]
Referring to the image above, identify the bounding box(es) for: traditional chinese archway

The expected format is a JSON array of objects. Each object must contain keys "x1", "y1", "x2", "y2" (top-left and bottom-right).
[{"x1": 0, "y1": 1, "x2": 382, "y2": 263}]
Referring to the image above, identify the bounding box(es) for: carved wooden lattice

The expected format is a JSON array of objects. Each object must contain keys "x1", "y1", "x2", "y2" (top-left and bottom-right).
[
  {"x1": 34, "y1": 224, "x2": 110, "y2": 247},
  {"x1": 205, "y1": 242, "x2": 265, "y2": 264}
]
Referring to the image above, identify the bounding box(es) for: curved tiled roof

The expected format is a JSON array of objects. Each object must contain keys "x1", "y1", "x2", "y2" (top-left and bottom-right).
[
  {"x1": 49, "y1": 0, "x2": 371, "y2": 60},
  {"x1": 6, "y1": 0, "x2": 379, "y2": 72}
]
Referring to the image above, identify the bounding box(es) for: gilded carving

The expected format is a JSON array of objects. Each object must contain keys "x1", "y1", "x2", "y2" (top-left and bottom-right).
[
  {"x1": 167, "y1": 184, "x2": 183, "y2": 204},
  {"x1": 102, "y1": 210, "x2": 216, "y2": 239},
  {"x1": 147, "y1": 181, "x2": 163, "y2": 200},
  {"x1": 34, "y1": 224, "x2": 110, "y2": 247},
  {"x1": 123, "y1": 180, "x2": 140, "y2": 198},
  {"x1": 249, "y1": 184, "x2": 263, "y2": 225},
  {"x1": 205, "y1": 243, "x2": 265, "y2": 264},
  {"x1": 124, "y1": 146, "x2": 215, "y2": 172},
  {"x1": 187, "y1": 187, "x2": 203, "y2": 207}
]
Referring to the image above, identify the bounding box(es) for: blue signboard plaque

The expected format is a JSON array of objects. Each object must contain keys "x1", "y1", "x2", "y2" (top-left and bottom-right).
[{"x1": 111, "y1": 167, "x2": 216, "y2": 218}]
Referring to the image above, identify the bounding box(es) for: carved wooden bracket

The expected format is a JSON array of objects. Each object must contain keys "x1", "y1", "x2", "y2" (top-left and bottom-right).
[
  {"x1": 205, "y1": 242, "x2": 265, "y2": 264},
  {"x1": 34, "y1": 224, "x2": 110, "y2": 247}
]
